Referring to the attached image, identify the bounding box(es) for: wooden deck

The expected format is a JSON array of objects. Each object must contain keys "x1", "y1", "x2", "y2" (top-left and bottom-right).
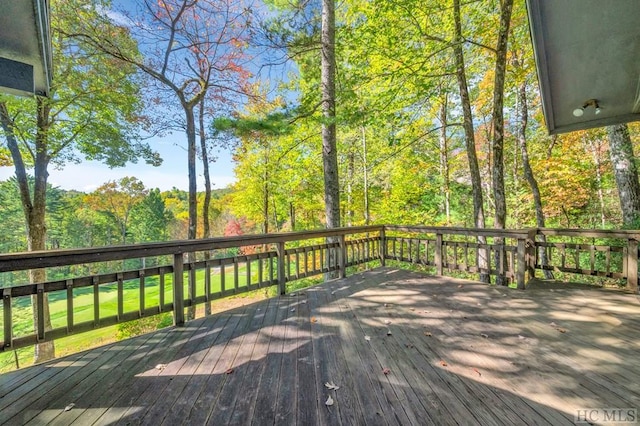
[{"x1": 1, "y1": 267, "x2": 639, "y2": 425}]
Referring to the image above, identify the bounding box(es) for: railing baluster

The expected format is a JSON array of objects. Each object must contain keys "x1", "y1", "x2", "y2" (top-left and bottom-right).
[
  {"x1": 246, "y1": 257, "x2": 251, "y2": 288},
  {"x1": 380, "y1": 228, "x2": 386, "y2": 266},
  {"x1": 66, "y1": 279, "x2": 74, "y2": 332},
  {"x1": 258, "y1": 257, "x2": 263, "y2": 287},
  {"x1": 220, "y1": 262, "x2": 226, "y2": 294},
  {"x1": 276, "y1": 241, "x2": 286, "y2": 295},
  {"x1": 159, "y1": 267, "x2": 165, "y2": 312},
  {"x1": 339, "y1": 234, "x2": 347, "y2": 279},
  {"x1": 627, "y1": 239, "x2": 638, "y2": 292},
  {"x1": 234, "y1": 258, "x2": 239, "y2": 293},
  {"x1": 36, "y1": 283, "x2": 45, "y2": 341},
  {"x1": 435, "y1": 233, "x2": 443, "y2": 276},
  {"x1": 93, "y1": 276, "x2": 100, "y2": 326},
  {"x1": 173, "y1": 253, "x2": 185, "y2": 326},
  {"x1": 3, "y1": 288, "x2": 12, "y2": 348},
  {"x1": 117, "y1": 273, "x2": 124, "y2": 321},
  {"x1": 139, "y1": 270, "x2": 145, "y2": 317},
  {"x1": 205, "y1": 261, "x2": 211, "y2": 304}
]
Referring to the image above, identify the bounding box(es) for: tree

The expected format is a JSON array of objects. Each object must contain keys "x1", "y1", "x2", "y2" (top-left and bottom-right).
[
  {"x1": 607, "y1": 124, "x2": 640, "y2": 227},
  {"x1": 75, "y1": 0, "x2": 253, "y2": 241},
  {"x1": 85, "y1": 177, "x2": 148, "y2": 244},
  {"x1": 0, "y1": 0, "x2": 156, "y2": 363}
]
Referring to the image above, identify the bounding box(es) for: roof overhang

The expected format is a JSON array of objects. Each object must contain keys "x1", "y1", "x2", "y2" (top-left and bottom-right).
[
  {"x1": 526, "y1": 0, "x2": 640, "y2": 134},
  {"x1": 0, "y1": 0, "x2": 52, "y2": 97}
]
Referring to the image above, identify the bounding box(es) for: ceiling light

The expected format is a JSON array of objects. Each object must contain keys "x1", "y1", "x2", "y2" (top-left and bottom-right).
[{"x1": 573, "y1": 99, "x2": 600, "y2": 117}]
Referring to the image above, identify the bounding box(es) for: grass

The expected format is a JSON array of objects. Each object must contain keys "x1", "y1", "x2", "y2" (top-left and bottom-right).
[{"x1": 0, "y1": 260, "x2": 330, "y2": 374}]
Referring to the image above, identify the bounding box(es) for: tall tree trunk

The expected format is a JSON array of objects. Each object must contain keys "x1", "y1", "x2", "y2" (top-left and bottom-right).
[
  {"x1": 491, "y1": 0, "x2": 513, "y2": 286},
  {"x1": 322, "y1": 0, "x2": 340, "y2": 278},
  {"x1": 347, "y1": 151, "x2": 354, "y2": 226},
  {"x1": 453, "y1": 0, "x2": 488, "y2": 282},
  {"x1": 198, "y1": 99, "x2": 212, "y2": 316},
  {"x1": 0, "y1": 99, "x2": 55, "y2": 363},
  {"x1": 185, "y1": 104, "x2": 198, "y2": 241},
  {"x1": 517, "y1": 83, "x2": 553, "y2": 279},
  {"x1": 438, "y1": 94, "x2": 451, "y2": 225},
  {"x1": 185, "y1": 104, "x2": 197, "y2": 320},
  {"x1": 607, "y1": 123, "x2": 640, "y2": 227},
  {"x1": 199, "y1": 100, "x2": 211, "y2": 240},
  {"x1": 362, "y1": 126, "x2": 370, "y2": 225},
  {"x1": 588, "y1": 138, "x2": 607, "y2": 228}
]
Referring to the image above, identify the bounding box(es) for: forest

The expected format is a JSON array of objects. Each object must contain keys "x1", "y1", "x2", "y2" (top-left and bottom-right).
[{"x1": 1, "y1": 0, "x2": 640, "y2": 369}]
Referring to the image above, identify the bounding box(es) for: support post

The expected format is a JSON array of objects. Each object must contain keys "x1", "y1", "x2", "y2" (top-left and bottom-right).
[
  {"x1": 516, "y1": 238, "x2": 526, "y2": 290},
  {"x1": 627, "y1": 238, "x2": 638, "y2": 293},
  {"x1": 173, "y1": 253, "x2": 185, "y2": 326},
  {"x1": 435, "y1": 233, "x2": 443, "y2": 276},
  {"x1": 276, "y1": 241, "x2": 286, "y2": 295}
]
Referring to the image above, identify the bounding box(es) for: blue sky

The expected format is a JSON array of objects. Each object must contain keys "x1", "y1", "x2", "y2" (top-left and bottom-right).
[{"x1": 0, "y1": 133, "x2": 236, "y2": 192}]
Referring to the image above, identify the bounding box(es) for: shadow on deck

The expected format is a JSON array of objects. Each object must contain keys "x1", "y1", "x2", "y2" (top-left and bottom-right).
[{"x1": 1, "y1": 267, "x2": 639, "y2": 425}]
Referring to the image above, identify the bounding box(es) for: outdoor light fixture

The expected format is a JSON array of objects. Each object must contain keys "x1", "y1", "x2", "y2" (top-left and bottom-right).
[{"x1": 573, "y1": 99, "x2": 601, "y2": 117}]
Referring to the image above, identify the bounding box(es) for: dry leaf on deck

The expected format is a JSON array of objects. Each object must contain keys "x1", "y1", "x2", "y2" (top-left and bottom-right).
[
  {"x1": 364, "y1": 335, "x2": 371, "y2": 341},
  {"x1": 424, "y1": 331, "x2": 432, "y2": 337},
  {"x1": 225, "y1": 368, "x2": 234, "y2": 374},
  {"x1": 155, "y1": 364, "x2": 167, "y2": 371},
  {"x1": 325, "y1": 395, "x2": 334, "y2": 406},
  {"x1": 472, "y1": 368, "x2": 482, "y2": 377},
  {"x1": 480, "y1": 333, "x2": 489, "y2": 339},
  {"x1": 384, "y1": 320, "x2": 392, "y2": 325},
  {"x1": 386, "y1": 330, "x2": 392, "y2": 336},
  {"x1": 556, "y1": 327, "x2": 567, "y2": 333},
  {"x1": 64, "y1": 403, "x2": 75, "y2": 412},
  {"x1": 382, "y1": 368, "x2": 391, "y2": 375},
  {"x1": 325, "y1": 381, "x2": 340, "y2": 391},
  {"x1": 311, "y1": 317, "x2": 318, "y2": 323},
  {"x1": 439, "y1": 360, "x2": 448, "y2": 367}
]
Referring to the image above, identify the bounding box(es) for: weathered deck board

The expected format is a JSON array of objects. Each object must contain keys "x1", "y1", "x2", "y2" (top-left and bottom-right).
[{"x1": 1, "y1": 267, "x2": 640, "y2": 425}]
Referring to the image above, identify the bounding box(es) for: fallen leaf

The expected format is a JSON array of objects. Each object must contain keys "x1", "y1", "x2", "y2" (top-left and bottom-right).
[
  {"x1": 458, "y1": 284, "x2": 463, "y2": 288},
  {"x1": 440, "y1": 360, "x2": 448, "y2": 367},
  {"x1": 556, "y1": 328, "x2": 567, "y2": 333},
  {"x1": 518, "y1": 335, "x2": 526, "y2": 340},
  {"x1": 325, "y1": 395, "x2": 334, "y2": 406},
  {"x1": 364, "y1": 335, "x2": 371, "y2": 341},
  {"x1": 480, "y1": 333, "x2": 489, "y2": 339},
  {"x1": 155, "y1": 364, "x2": 167, "y2": 371},
  {"x1": 384, "y1": 303, "x2": 390, "y2": 307},
  {"x1": 386, "y1": 330, "x2": 392, "y2": 336},
  {"x1": 549, "y1": 322, "x2": 557, "y2": 327},
  {"x1": 405, "y1": 343, "x2": 414, "y2": 349},
  {"x1": 472, "y1": 368, "x2": 481, "y2": 376},
  {"x1": 225, "y1": 368, "x2": 234, "y2": 374},
  {"x1": 424, "y1": 331, "x2": 432, "y2": 337},
  {"x1": 64, "y1": 403, "x2": 75, "y2": 412},
  {"x1": 331, "y1": 291, "x2": 336, "y2": 295},
  {"x1": 325, "y1": 381, "x2": 340, "y2": 391},
  {"x1": 410, "y1": 308, "x2": 415, "y2": 311},
  {"x1": 301, "y1": 300, "x2": 308, "y2": 304},
  {"x1": 384, "y1": 320, "x2": 392, "y2": 325},
  {"x1": 311, "y1": 317, "x2": 318, "y2": 323},
  {"x1": 382, "y1": 368, "x2": 391, "y2": 375},
  {"x1": 290, "y1": 308, "x2": 296, "y2": 312}
]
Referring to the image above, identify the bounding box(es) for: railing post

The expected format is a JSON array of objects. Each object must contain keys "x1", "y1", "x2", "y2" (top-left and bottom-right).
[
  {"x1": 173, "y1": 253, "x2": 185, "y2": 326},
  {"x1": 526, "y1": 229, "x2": 537, "y2": 281},
  {"x1": 276, "y1": 241, "x2": 287, "y2": 295},
  {"x1": 435, "y1": 233, "x2": 443, "y2": 276},
  {"x1": 627, "y1": 238, "x2": 638, "y2": 293},
  {"x1": 339, "y1": 234, "x2": 347, "y2": 279},
  {"x1": 516, "y1": 238, "x2": 526, "y2": 290},
  {"x1": 379, "y1": 227, "x2": 386, "y2": 267}
]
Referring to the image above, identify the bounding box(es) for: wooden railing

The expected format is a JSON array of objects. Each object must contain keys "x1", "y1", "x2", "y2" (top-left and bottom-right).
[{"x1": 0, "y1": 225, "x2": 637, "y2": 352}]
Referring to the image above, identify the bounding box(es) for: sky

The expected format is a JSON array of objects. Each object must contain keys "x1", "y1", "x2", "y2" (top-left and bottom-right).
[{"x1": 0, "y1": 133, "x2": 237, "y2": 192}]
